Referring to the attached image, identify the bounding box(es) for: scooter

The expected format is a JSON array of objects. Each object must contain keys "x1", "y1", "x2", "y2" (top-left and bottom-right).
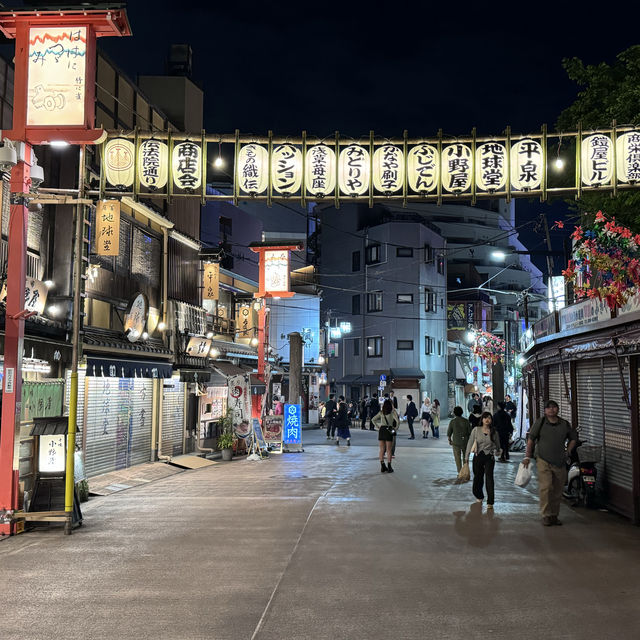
[{"x1": 563, "y1": 440, "x2": 601, "y2": 508}]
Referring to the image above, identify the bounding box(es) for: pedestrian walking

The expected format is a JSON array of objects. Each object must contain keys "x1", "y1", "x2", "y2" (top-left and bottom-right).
[
  {"x1": 482, "y1": 395, "x2": 494, "y2": 415},
  {"x1": 389, "y1": 390, "x2": 398, "y2": 410},
  {"x1": 469, "y1": 404, "x2": 482, "y2": 429},
  {"x1": 335, "y1": 396, "x2": 351, "y2": 446},
  {"x1": 431, "y1": 399, "x2": 441, "y2": 438},
  {"x1": 465, "y1": 412, "x2": 501, "y2": 508},
  {"x1": 421, "y1": 396, "x2": 432, "y2": 438},
  {"x1": 373, "y1": 399, "x2": 397, "y2": 473},
  {"x1": 447, "y1": 406, "x2": 472, "y2": 473},
  {"x1": 325, "y1": 394, "x2": 337, "y2": 439},
  {"x1": 368, "y1": 394, "x2": 380, "y2": 431},
  {"x1": 360, "y1": 396, "x2": 369, "y2": 430},
  {"x1": 522, "y1": 400, "x2": 578, "y2": 526},
  {"x1": 493, "y1": 401, "x2": 514, "y2": 462},
  {"x1": 504, "y1": 394, "x2": 517, "y2": 422},
  {"x1": 404, "y1": 394, "x2": 418, "y2": 439},
  {"x1": 467, "y1": 392, "x2": 480, "y2": 415},
  {"x1": 319, "y1": 401, "x2": 326, "y2": 428}
]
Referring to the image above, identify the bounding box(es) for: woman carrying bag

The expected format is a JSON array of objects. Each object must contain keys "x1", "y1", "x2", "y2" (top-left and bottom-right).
[
  {"x1": 465, "y1": 412, "x2": 501, "y2": 508},
  {"x1": 372, "y1": 399, "x2": 397, "y2": 473},
  {"x1": 431, "y1": 399, "x2": 441, "y2": 438}
]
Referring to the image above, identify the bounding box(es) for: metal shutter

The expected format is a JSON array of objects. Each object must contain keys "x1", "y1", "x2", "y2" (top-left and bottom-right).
[
  {"x1": 161, "y1": 380, "x2": 184, "y2": 457},
  {"x1": 558, "y1": 361, "x2": 573, "y2": 426},
  {"x1": 128, "y1": 378, "x2": 154, "y2": 467},
  {"x1": 547, "y1": 364, "x2": 562, "y2": 412},
  {"x1": 576, "y1": 359, "x2": 605, "y2": 492},
  {"x1": 603, "y1": 358, "x2": 633, "y2": 504},
  {"x1": 65, "y1": 368, "x2": 86, "y2": 434}
]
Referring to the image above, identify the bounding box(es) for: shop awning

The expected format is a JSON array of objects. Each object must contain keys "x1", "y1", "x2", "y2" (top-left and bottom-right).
[
  {"x1": 86, "y1": 357, "x2": 173, "y2": 379},
  {"x1": 178, "y1": 368, "x2": 212, "y2": 383},
  {"x1": 30, "y1": 416, "x2": 68, "y2": 436},
  {"x1": 336, "y1": 374, "x2": 360, "y2": 384},
  {"x1": 213, "y1": 361, "x2": 251, "y2": 377},
  {"x1": 390, "y1": 368, "x2": 425, "y2": 380},
  {"x1": 357, "y1": 374, "x2": 389, "y2": 385}
]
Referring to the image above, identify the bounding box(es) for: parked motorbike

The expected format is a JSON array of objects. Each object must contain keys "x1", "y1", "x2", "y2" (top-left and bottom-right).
[{"x1": 563, "y1": 440, "x2": 601, "y2": 508}]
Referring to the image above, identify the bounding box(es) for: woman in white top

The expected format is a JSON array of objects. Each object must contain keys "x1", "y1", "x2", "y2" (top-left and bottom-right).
[
  {"x1": 465, "y1": 412, "x2": 501, "y2": 508},
  {"x1": 420, "y1": 397, "x2": 432, "y2": 439}
]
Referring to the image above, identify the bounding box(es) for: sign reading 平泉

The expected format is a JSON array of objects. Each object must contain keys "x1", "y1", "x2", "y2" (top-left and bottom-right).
[
  {"x1": 203, "y1": 262, "x2": 220, "y2": 300},
  {"x1": 283, "y1": 404, "x2": 302, "y2": 446},
  {"x1": 95, "y1": 200, "x2": 120, "y2": 256},
  {"x1": 27, "y1": 27, "x2": 87, "y2": 127}
]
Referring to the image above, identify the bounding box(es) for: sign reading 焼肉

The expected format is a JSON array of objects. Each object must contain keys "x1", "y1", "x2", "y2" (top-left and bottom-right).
[
  {"x1": 283, "y1": 404, "x2": 302, "y2": 448},
  {"x1": 27, "y1": 27, "x2": 87, "y2": 127},
  {"x1": 95, "y1": 200, "x2": 120, "y2": 256}
]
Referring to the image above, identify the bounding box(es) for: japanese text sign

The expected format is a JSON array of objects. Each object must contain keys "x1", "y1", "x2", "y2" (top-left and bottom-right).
[
  {"x1": 203, "y1": 262, "x2": 220, "y2": 300},
  {"x1": 186, "y1": 337, "x2": 212, "y2": 358},
  {"x1": 95, "y1": 200, "x2": 120, "y2": 256},
  {"x1": 264, "y1": 250, "x2": 289, "y2": 293},
  {"x1": 283, "y1": 404, "x2": 302, "y2": 446},
  {"x1": 27, "y1": 26, "x2": 87, "y2": 127},
  {"x1": 39, "y1": 434, "x2": 66, "y2": 473}
]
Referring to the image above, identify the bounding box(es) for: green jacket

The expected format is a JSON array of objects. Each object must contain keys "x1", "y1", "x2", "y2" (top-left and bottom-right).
[{"x1": 447, "y1": 416, "x2": 472, "y2": 448}]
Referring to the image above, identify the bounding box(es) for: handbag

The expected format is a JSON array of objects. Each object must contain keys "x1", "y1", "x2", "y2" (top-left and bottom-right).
[{"x1": 457, "y1": 462, "x2": 471, "y2": 483}]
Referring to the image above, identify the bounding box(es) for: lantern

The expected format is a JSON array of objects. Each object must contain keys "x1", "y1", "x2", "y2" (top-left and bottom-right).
[
  {"x1": 172, "y1": 141, "x2": 202, "y2": 191},
  {"x1": 475, "y1": 142, "x2": 507, "y2": 191},
  {"x1": 407, "y1": 144, "x2": 438, "y2": 193},
  {"x1": 271, "y1": 144, "x2": 302, "y2": 195},
  {"x1": 372, "y1": 144, "x2": 404, "y2": 193},
  {"x1": 137, "y1": 139, "x2": 168, "y2": 190},
  {"x1": 510, "y1": 139, "x2": 543, "y2": 191},
  {"x1": 581, "y1": 134, "x2": 613, "y2": 186},
  {"x1": 237, "y1": 144, "x2": 269, "y2": 195},
  {"x1": 441, "y1": 143, "x2": 472, "y2": 193},
  {"x1": 104, "y1": 138, "x2": 135, "y2": 188},
  {"x1": 305, "y1": 145, "x2": 336, "y2": 197},
  {"x1": 338, "y1": 145, "x2": 370, "y2": 196},
  {"x1": 616, "y1": 131, "x2": 640, "y2": 183}
]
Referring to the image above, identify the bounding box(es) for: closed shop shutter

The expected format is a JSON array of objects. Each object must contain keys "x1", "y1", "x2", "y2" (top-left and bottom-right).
[
  {"x1": 576, "y1": 359, "x2": 605, "y2": 492},
  {"x1": 547, "y1": 364, "x2": 562, "y2": 410},
  {"x1": 84, "y1": 377, "x2": 153, "y2": 477},
  {"x1": 558, "y1": 362, "x2": 573, "y2": 426},
  {"x1": 161, "y1": 379, "x2": 185, "y2": 457},
  {"x1": 603, "y1": 358, "x2": 633, "y2": 516},
  {"x1": 65, "y1": 368, "x2": 86, "y2": 433}
]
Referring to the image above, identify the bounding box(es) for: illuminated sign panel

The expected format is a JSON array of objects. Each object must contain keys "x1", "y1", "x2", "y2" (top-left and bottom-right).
[
  {"x1": 27, "y1": 26, "x2": 87, "y2": 127},
  {"x1": 283, "y1": 404, "x2": 302, "y2": 446},
  {"x1": 95, "y1": 200, "x2": 120, "y2": 256},
  {"x1": 238, "y1": 144, "x2": 269, "y2": 195},
  {"x1": 264, "y1": 250, "x2": 289, "y2": 293},
  {"x1": 138, "y1": 140, "x2": 168, "y2": 190},
  {"x1": 272, "y1": 144, "x2": 302, "y2": 195}
]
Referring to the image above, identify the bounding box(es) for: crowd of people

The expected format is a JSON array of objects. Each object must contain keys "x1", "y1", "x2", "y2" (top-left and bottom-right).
[{"x1": 318, "y1": 390, "x2": 577, "y2": 526}]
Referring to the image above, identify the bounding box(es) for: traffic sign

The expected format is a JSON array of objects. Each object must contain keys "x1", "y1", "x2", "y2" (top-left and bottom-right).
[{"x1": 379, "y1": 374, "x2": 387, "y2": 381}]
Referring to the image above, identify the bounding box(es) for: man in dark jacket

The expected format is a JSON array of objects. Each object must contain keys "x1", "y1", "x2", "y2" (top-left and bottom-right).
[
  {"x1": 359, "y1": 396, "x2": 369, "y2": 430},
  {"x1": 404, "y1": 394, "x2": 419, "y2": 439},
  {"x1": 324, "y1": 394, "x2": 337, "y2": 439},
  {"x1": 368, "y1": 394, "x2": 380, "y2": 430},
  {"x1": 493, "y1": 401, "x2": 514, "y2": 461}
]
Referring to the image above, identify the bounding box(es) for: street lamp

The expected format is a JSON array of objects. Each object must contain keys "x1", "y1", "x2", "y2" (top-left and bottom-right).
[{"x1": 491, "y1": 250, "x2": 507, "y2": 260}]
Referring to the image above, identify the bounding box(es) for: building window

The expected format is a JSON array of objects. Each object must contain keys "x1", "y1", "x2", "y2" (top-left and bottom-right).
[
  {"x1": 397, "y1": 340, "x2": 414, "y2": 350},
  {"x1": 352, "y1": 250, "x2": 361, "y2": 272},
  {"x1": 425, "y1": 336, "x2": 434, "y2": 355},
  {"x1": 367, "y1": 336, "x2": 383, "y2": 357},
  {"x1": 437, "y1": 254, "x2": 445, "y2": 274},
  {"x1": 397, "y1": 293, "x2": 413, "y2": 304},
  {"x1": 352, "y1": 294, "x2": 360, "y2": 315},
  {"x1": 365, "y1": 243, "x2": 382, "y2": 265},
  {"x1": 353, "y1": 339, "x2": 360, "y2": 356},
  {"x1": 437, "y1": 340, "x2": 443, "y2": 356},
  {"x1": 425, "y1": 289, "x2": 437, "y2": 313},
  {"x1": 424, "y1": 244, "x2": 434, "y2": 263},
  {"x1": 396, "y1": 247, "x2": 413, "y2": 258},
  {"x1": 367, "y1": 291, "x2": 383, "y2": 312}
]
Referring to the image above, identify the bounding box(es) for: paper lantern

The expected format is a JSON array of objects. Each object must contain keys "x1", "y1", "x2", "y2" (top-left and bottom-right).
[
  {"x1": 407, "y1": 144, "x2": 439, "y2": 193},
  {"x1": 339, "y1": 145, "x2": 370, "y2": 196},
  {"x1": 305, "y1": 145, "x2": 336, "y2": 197},
  {"x1": 475, "y1": 142, "x2": 506, "y2": 191},
  {"x1": 372, "y1": 144, "x2": 404, "y2": 193},
  {"x1": 616, "y1": 131, "x2": 640, "y2": 183},
  {"x1": 138, "y1": 139, "x2": 168, "y2": 190},
  {"x1": 581, "y1": 134, "x2": 613, "y2": 186},
  {"x1": 441, "y1": 143, "x2": 472, "y2": 193},
  {"x1": 272, "y1": 144, "x2": 302, "y2": 195},
  {"x1": 510, "y1": 139, "x2": 543, "y2": 191},
  {"x1": 237, "y1": 143, "x2": 269, "y2": 195},
  {"x1": 172, "y1": 141, "x2": 202, "y2": 191},
  {"x1": 104, "y1": 138, "x2": 135, "y2": 188}
]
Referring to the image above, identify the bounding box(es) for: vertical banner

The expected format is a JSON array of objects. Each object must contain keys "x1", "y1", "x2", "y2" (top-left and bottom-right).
[
  {"x1": 203, "y1": 262, "x2": 220, "y2": 300},
  {"x1": 95, "y1": 200, "x2": 120, "y2": 256},
  {"x1": 228, "y1": 374, "x2": 251, "y2": 428},
  {"x1": 235, "y1": 304, "x2": 255, "y2": 340},
  {"x1": 283, "y1": 403, "x2": 303, "y2": 452},
  {"x1": 264, "y1": 250, "x2": 289, "y2": 293}
]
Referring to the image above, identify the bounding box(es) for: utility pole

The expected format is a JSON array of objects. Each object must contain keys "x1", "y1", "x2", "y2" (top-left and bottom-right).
[
  {"x1": 541, "y1": 214, "x2": 557, "y2": 311},
  {"x1": 288, "y1": 332, "x2": 303, "y2": 405}
]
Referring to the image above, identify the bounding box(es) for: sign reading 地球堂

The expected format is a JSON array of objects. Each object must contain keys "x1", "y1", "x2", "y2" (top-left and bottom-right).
[{"x1": 101, "y1": 127, "x2": 640, "y2": 206}]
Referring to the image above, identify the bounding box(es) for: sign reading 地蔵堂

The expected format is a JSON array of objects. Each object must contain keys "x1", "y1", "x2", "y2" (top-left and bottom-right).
[
  {"x1": 283, "y1": 404, "x2": 302, "y2": 449},
  {"x1": 27, "y1": 27, "x2": 87, "y2": 127}
]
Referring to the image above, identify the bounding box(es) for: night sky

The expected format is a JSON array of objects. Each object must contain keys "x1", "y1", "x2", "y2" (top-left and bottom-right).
[{"x1": 8, "y1": 1, "x2": 640, "y2": 271}]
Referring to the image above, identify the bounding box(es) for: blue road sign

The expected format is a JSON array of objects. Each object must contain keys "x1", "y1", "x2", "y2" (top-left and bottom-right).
[
  {"x1": 283, "y1": 404, "x2": 302, "y2": 446},
  {"x1": 379, "y1": 374, "x2": 387, "y2": 381}
]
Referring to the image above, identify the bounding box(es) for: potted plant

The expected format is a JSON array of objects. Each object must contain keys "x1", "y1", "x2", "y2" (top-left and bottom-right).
[{"x1": 217, "y1": 409, "x2": 236, "y2": 461}]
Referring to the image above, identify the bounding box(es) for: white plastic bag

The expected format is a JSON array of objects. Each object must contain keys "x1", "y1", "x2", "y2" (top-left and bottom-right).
[{"x1": 515, "y1": 462, "x2": 532, "y2": 488}]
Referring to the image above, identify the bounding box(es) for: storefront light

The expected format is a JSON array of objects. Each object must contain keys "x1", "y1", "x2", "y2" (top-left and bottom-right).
[
  {"x1": 206, "y1": 331, "x2": 213, "y2": 339},
  {"x1": 465, "y1": 330, "x2": 476, "y2": 344},
  {"x1": 47, "y1": 305, "x2": 59, "y2": 317},
  {"x1": 318, "y1": 355, "x2": 325, "y2": 365},
  {"x1": 250, "y1": 337, "x2": 259, "y2": 347},
  {"x1": 44, "y1": 279, "x2": 54, "y2": 288},
  {"x1": 157, "y1": 321, "x2": 166, "y2": 331}
]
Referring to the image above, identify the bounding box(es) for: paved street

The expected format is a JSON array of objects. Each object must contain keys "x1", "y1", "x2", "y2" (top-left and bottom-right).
[{"x1": 3, "y1": 426, "x2": 640, "y2": 640}]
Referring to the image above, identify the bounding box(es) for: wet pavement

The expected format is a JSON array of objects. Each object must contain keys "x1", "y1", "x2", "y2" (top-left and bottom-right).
[{"x1": 2, "y1": 425, "x2": 640, "y2": 639}]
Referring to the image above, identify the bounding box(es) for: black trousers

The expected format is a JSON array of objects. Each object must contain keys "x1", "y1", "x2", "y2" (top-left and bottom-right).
[
  {"x1": 497, "y1": 431, "x2": 510, "y2": 459},
  {"x1": 472, "y1": 452, "x2": 495, "y2": 505},
  {"x1": 326, "y1": 418, "x2": 336, "y2": 437},
  {"x1": 407, "y1": 417, "x2": 415, "y2": 438}
]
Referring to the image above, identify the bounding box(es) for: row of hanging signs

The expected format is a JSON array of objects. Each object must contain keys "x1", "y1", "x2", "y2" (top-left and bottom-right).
[{"x1": 101, "y1": 130, "x2": 640, "y2": 201}]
